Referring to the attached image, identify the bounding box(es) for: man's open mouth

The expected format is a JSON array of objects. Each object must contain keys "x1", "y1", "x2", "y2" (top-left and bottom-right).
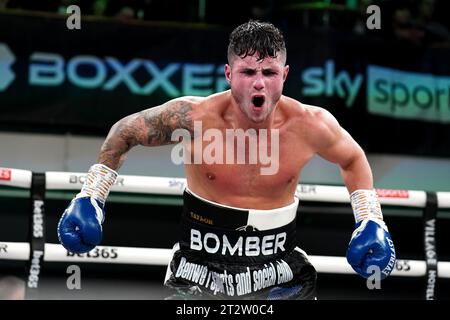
[{"x1": 252, "y1": 96, "x2": 265, "y2": 107}]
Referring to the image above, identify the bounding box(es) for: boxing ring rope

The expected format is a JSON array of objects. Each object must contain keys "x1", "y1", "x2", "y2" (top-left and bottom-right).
[
  {"x1": 1, "y1": 242, "x2": 449, "y2": 278},
  {"x1": 4, "y1": 168, "x2": 450, "y2": 207},
  {"x1": 0, "y1": 167, "x2": 449, "y2": 299}
]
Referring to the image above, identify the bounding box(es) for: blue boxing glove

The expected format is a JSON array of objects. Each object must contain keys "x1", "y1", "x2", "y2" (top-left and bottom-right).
[
  {"x1": 346, "y1": 189, "x2": 396, "y2": 279},
  {"x1": 57, "y1": 164, "x2": 117, "y2": 253}
]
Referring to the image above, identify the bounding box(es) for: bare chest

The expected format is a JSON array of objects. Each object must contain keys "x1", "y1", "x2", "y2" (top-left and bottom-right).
[{"x1": 184, "y1": 128, "x2": 314, "y2": 202}]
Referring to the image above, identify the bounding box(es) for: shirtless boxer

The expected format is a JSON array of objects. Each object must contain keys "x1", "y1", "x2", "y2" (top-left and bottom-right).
[{"x1": 57, "y1": 20, "x2": 396, "y2": 300}]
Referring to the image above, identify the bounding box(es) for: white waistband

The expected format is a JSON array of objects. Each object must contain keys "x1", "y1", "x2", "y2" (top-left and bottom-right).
[{"x1": 185, "y1": 186, "x2": 299, "y2": 231}]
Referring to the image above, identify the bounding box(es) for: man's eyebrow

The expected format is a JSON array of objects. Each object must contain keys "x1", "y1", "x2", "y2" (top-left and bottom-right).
[
  {"x1": 238, "y1": 67, "x2": 276, "y2": 71},
  {"x1": 237, "y1": 67, "x2": 256, "y2": 73}
]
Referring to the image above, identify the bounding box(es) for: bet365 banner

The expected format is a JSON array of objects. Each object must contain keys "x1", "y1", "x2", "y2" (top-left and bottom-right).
[{"x1": 1, "y1": 12, "x2": 450, "y2": 156}]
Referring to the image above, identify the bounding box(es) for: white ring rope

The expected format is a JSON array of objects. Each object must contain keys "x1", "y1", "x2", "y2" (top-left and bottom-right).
[
  {"x1": 1, "y1": 242, "x2": 449, "y2": 278},
  {"x1": 0, "y1": 168, "x2": 32, "y2": 189},
  {"x1": 1, "y1": 167, "x2": 449, "y2": 278},
  {"x1": 1, "y1": 167, "x2": 450, "y2": 208}
]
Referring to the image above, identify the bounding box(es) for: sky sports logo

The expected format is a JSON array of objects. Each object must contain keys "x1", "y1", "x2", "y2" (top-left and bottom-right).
[
  {"x1": 367, "y1": 65, "x2": 450, "y2": 123},
  {"x1": 301, "y1": 61, "x2": 450, "y2": 123}
]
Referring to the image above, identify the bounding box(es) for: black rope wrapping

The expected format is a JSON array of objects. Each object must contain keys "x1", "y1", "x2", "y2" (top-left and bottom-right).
[
  {"x1": 25, "y1": 172, "x2": 46, "y2": 299},
  {"x1": 423, "y1": 192, "x2": 438, "y2": 300}
]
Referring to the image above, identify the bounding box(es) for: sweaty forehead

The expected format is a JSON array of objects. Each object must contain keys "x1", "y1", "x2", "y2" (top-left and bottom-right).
[{"x1": 232, "y1": 54, "x2": 284, "y2": 69}]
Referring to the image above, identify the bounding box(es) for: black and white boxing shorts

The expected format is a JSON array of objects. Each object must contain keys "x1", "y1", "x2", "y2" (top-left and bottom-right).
[{"x1": 164, "y1": 187, "x2": 317, "y2": 300}]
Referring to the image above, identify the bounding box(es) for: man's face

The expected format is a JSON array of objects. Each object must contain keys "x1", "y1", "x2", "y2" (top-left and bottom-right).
[{"x1": 225, "y1": 53, "x2": 289, "y2": 123}]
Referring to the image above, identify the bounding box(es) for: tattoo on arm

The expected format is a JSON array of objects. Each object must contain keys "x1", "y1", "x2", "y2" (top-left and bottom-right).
[
  {"x1": 142, "y1": 101, "x2": 194, "y2": 145},
  {"x1": 98, "y1": 100, "x2": 194, "y2": 170}
]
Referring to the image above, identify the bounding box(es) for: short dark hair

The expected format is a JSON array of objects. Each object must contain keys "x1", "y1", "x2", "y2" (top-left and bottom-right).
[{"x1": 227, "y1": 20, "x2": 286, "y2": 64}]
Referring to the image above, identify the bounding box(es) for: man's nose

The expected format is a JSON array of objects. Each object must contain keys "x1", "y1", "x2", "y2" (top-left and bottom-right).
[{"x1": 253, "y1": 75, "x2": 265, "y2": 90}]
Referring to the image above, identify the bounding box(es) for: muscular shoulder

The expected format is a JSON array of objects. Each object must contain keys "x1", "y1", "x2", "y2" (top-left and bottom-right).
[
  {"x1": 301, "y1": 104, "x2": 338, "y2": 128},
  {"x1": 168, "y1": 92, "x2": 229, "y2": 115},
  {"x1": 153, "y1": 95, "x2": 207, "y2": 126},
  {"x1": 282, "y1": 98, "x2": 341, "y2": 148},
  {"x1": 279, "y1": 97, "x2": 331, "y2": 124},
  {"x1": 162, "y1": 95, "x2": 206, "y2": 115}
]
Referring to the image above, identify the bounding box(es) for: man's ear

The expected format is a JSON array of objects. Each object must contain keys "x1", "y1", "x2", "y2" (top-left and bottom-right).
[
  {"x1": 224, "y1": 64, "x2": 232, "y2": 83},
  {"x1": 283, "y1": 65, "x2": 290, "y2": 82}
]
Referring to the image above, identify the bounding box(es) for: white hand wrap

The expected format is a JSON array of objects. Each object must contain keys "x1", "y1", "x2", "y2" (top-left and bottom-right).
[
  {"x1": 350, "y1": 189, "x2": 383, "y2": 223},
  {"x1": 77, "y1": 164, "x2": 118, "y2": 205}
]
